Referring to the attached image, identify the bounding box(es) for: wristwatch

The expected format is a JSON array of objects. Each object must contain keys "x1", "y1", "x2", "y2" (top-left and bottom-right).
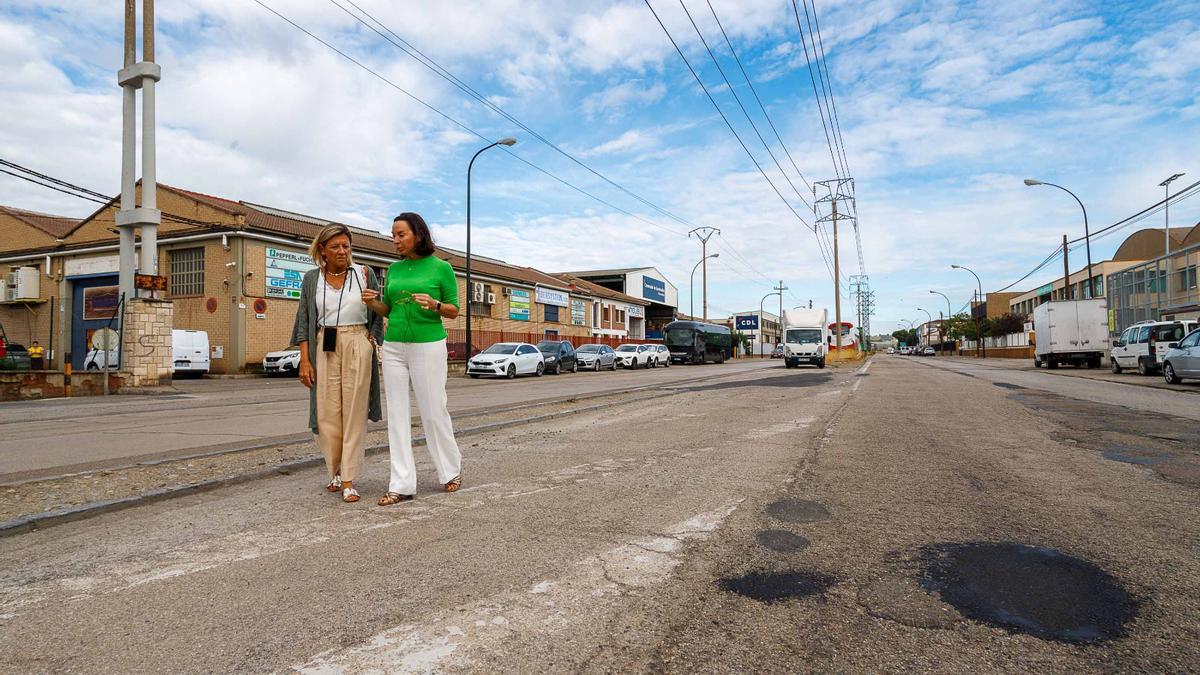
[{"x1": 435, "y1": 301, "x2": 442, "y2": 312}]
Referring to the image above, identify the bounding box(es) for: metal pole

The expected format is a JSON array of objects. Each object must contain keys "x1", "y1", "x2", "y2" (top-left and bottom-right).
[
  {"x1": 119, "y1": 0, "x2": 137, "y2": 300},
  {"x1": 702, "y1": 237, "x2": 708, "y2": 322},
  {"x1": 139, "y1": 0, "x2": 158, "y2": 282},
  {"x1": 1062, "y1": 234, "x2": 1071, "y2": 300},
  {"x1": 833, "y1": 198, "x2": 842, "y2": 358},
  {"x1": 466, "y1": 142, "x2": 497, "y2": 362},
  {"x1": 758, "y1": 291, "x2": 779, "y2": 357}
]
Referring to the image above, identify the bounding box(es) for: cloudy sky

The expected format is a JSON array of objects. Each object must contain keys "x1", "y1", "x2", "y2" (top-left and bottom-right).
[{"x1": 2, "y1": 0, "x2": 1199, "y2": 332}]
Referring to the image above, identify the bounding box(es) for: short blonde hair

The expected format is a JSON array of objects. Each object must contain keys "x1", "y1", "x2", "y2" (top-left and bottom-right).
[{"x1": 308, "y1": 224, "x2": 353, "y2": 269}]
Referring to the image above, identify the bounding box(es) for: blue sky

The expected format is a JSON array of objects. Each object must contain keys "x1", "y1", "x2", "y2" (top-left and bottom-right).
[{"x1": 2, "y1": 0, "x2": 1199, "y2": 333}]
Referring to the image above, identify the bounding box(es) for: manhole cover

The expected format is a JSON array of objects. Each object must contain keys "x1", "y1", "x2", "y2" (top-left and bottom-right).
[
  {"x1": 765, "y1": 499, "x2": 831, "y2": 523},
  {"x1": 718, "y1": 570, "x2": 835, "y2": 603},
  {"x1": 918, "y1": 542, "x2": 1137, "y2": 643},
  {"x1": 756, "y1": 529, "x2": 810, "y2": 553}
]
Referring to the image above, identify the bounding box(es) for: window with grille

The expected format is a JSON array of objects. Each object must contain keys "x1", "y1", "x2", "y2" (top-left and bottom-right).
[
  {"x1": 545, "y1": 305, "x2": 560, "y2": 323},
  {"x1": 469, "y1": 303, "x2": 492, "y2": 317},
  {"x1": 170, "y1": 248, "x2": 205, "y2": 296}
]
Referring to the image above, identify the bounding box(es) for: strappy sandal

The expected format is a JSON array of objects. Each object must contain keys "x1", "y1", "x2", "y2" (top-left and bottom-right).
[
  {"x1": 444, "y1": 475, "x2": 462, "y2": 493},
  {"x1": 377, "y1": 492, "x2": 413, "y2": 506},
  {"x1": 326, "y1": 475, "x2": 343, "y2": 492},
  {"x1": 342, "y1": 486, "x2": 360, "y2": 503}
]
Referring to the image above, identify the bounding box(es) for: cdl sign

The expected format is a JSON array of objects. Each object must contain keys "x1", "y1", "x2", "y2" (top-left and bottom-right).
[{"x1": 735, "y1": 315, "x2": 759, "y2": 330}]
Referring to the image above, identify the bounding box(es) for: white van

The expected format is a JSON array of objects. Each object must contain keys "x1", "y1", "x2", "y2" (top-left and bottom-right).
[
  {"x1": 173, "y1": 329, "x2": 211, "y2": 376},
  {"x1": 1110, "y1": 320, "x2": 1199, "y2": 375}
]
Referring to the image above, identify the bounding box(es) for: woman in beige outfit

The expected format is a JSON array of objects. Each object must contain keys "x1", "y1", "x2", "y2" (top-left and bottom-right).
[{"x1": 291, "y1": 225, "x2": 385, "y2": 503}]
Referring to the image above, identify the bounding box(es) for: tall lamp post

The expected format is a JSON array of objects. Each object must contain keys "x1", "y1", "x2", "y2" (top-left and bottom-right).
[
  {"x1": 759, "y1": 291, "x2": 781, "y2": 357},
  {"x1": 1160, "y1": 172, "x2": 1185, "y2": 309},
  {"x1": 930, "y1": 289, "x2": 953, "y2": 350},
  {"x1": 916, "y1": 307, "x2": 932, "y2": 345},
  {"x1": 690, "y1": 253, "x2": 719, "y2": 319},
  {"x1": 465, "y1": 137, "x2": 516, "y2": 362},
  {"x1": 1024, "y1": 179, "x2": 1093, "y2": 298},
  {"x1": 951, "y1": 263, "x2": 985, "y2": 358}
]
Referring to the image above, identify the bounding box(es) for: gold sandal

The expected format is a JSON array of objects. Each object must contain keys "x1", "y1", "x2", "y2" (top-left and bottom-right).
[
  {"x1": 444, "y1": 475, "x2": 462, "y2": 493},
  {"x1": 325, "y1": 475, "x2": 343, "y2": 492},
  {"x1": 377, "y1": 492, "x2": 413, "y2": 506}
]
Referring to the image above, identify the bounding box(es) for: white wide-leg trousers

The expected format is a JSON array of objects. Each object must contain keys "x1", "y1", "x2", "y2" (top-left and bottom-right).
[{"x1": 381, "y1": 340, "x2": 462, "y2": 495}]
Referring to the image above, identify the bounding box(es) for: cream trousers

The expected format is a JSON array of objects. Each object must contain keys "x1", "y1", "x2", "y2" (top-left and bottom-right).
[
  {"x1": 382, "y1": 340, "x2": 462, "y2": 495},
  {"x1": 315, "y1": 325, "x2": 372, "y2": 482}
]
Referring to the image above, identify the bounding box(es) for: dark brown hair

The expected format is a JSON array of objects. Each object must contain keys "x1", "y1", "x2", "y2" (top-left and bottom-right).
[{"x1": 394, "y1": 212, "x2": 436, "y2": 257}]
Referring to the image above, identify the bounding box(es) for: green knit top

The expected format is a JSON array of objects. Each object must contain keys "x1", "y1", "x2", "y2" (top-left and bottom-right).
[{"x1": 382, "y1": 255, "x2": 459, "y2": 343}]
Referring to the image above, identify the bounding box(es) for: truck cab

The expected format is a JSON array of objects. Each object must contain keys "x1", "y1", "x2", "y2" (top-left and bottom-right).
[{"x1": 782, "y1": 309, "x2": 829, "y2": 369}]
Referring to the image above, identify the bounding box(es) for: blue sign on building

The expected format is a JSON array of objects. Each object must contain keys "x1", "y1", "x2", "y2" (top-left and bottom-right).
[
  {"x1": 735, "y1": 315, "x2": 760, "y2": 330},
  {"x1": 642, "y1": 276, "x2": 667, "y2": 303}
]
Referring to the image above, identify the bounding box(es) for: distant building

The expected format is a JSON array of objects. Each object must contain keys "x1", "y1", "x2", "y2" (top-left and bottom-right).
[{"x1": 560, "y1": 267, "x2": 678, "y2": 339}]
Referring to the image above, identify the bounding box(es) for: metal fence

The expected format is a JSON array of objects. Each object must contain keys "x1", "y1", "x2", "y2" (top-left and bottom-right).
[{"x1": 1106, "y1": 240, "x2": 1200, "y2": 335}]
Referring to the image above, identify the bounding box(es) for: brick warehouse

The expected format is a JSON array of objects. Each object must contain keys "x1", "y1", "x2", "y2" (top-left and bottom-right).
[{"x1": 0, "y1": 184, "x2": 662, "y2": 374}]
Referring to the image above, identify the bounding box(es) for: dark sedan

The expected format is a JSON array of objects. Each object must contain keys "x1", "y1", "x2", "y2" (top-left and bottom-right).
[{"x1": 536, "y1": 340, "x2": 578, "y2": 374}]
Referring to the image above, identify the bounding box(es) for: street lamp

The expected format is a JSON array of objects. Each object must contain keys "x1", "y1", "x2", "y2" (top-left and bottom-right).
[
  {"x1": 465, "y1": 137, "x2": 516, "y2": 362},
  {"x1": 930, "y1": 290, "x2": 953, "y2": 350},
  {"x1": 759, "y1": 291, "x2": 781, "y2": 357},
  {"x1": 916, "y1": 307, "x2": 932, "y2": 345},
  {"x1": 951, "y1": 263, "x2": 985, "y2": 358},
  {"x1": 1160, "y1": 172, "x2": 1185, "y2": 308},
  {"x1": 1024, "y1": 178, "x2": 1093, "y2": 298},
  {"x1": 690, "y1": 253, "x2": 719, "y2": 319}
]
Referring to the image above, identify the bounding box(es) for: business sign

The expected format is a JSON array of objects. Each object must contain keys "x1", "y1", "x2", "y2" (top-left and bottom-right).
[
  {"x1": 1036, "y1": 282, "x2": 1053, "y2": 296},
  {"x1": 535, "y1": 287, "x2": 569, "y2": 307},
  {"x1": 509, "y1": 289, "x2": 531, "y2": 321},
  {"x1": 627, "y1": 304, "x2": 645, "y2": 318},
  {"x1": 135, "y1": 274, "x2": 167, "y2": 291},
  {"x1": 570, "y1": 299, "x2": 587, "y2": 326},
  {"x1": 735, "y1": 314, "x2": 760, "y2": 330},
  {"x1": 642, "y1": 276, "x2": 667, "y2": 303},
  {"x1": 265, "y1": 247, "x2": 316, "y2": 299},
  {"x1": 82, "y1": 286, "x2": 120, "y2": 320}
]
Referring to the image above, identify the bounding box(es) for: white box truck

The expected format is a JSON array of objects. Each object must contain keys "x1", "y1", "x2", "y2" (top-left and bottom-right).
[
  {"x1": 1032, "y1": 298, "x2": 1108, "y2": 369},
  {"x1": 782, "y1": 308, "x2": 829, "y2": 369}
]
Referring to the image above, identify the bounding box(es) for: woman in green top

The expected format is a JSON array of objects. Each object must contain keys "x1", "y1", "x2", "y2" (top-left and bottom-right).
[{"x1": 361, "y1": 212, "x2": 463, "y2": 506}]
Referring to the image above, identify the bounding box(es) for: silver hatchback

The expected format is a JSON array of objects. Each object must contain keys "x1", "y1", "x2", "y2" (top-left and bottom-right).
[
  {"x1": 575, "y1": 344, "x2": 617, "y2": 371},
  {"x1": 1162, "y1": 328, "x2": 1200, "y2": 384}
]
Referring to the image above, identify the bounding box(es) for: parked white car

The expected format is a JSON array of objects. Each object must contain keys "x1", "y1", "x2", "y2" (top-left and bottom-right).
[
  {"x1": 83, "y1": 347, "x2": 120, "y2": 370},
  {"x1": 467, "y1": 342, "x2": 544, "y2": 379},
  {"x1": 614, "y1": 344, "x2": 653, "y2": 369},
  {"x1": 1110, "y1": 320, "x2": 1199, "y2": 375},
  {"x1": 1162, "y1": 328, "x2": 1200, "y2": 384},
  {"x1": 647, "y1": 344, "x2": 671, "y2": 367},
  {"x1": 173, "y1": 329, "x2": 211, "y2": 376},
  {"x1": 264, "y1": 345, "x2": 301, "y2": 376},
  {"x1": 576, "y1": 344, "x2": 617, "y2": 371}
]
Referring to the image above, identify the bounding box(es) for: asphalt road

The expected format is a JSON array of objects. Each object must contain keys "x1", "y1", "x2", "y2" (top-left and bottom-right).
[
  {"x1": 1, "y1": 359, "x2": 776, "y2": 481},
  {"x1": 1, "y1": 356, "x2": 1196, "y2": 672}
]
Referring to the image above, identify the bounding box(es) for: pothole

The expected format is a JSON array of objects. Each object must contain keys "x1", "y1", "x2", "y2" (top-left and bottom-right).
[
  {"x1": 718, "y1": 570, "x2": 835, "y2": 603},
  {"x1": 765, "y1": 499, "x2": 831, "y2": 524},
  {"x1": 1102, "y1": 444, "x2": 1169, "y2": 466},
  {"x1": 918, "y1": 542, "x2": 1138, "y2": 643},
  {"x1": 756, "y1": 529, "x2": 810, "y2": 553}
]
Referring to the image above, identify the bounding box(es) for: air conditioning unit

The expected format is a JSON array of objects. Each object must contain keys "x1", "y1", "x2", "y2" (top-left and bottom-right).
[
  {"x1": 471, "y1": 282, "x2": 485, "y2": 302},
  {"x1": 502, "y1": 287, "x2": 512, "y2": 296},
  {"x1": 486, "y1": 292, "x2": 496, "y2": 304}
]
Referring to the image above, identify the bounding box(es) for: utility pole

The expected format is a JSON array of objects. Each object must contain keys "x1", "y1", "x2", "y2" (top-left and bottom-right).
[
  {"x1": 777, "y1": 280, "x2": 787, "y2": 347},
  {"x1": 118, "y1": 0, "x2": 162, "y2": 299},
  {"x1": 815, "y1": 178, "x2": 853, "y2": 358},
  {"x1": 688, "y1": 227, "x2": 719, "y2": 321},
  {"x1": 1062, "y1": 234, "x2": 1071, "y2": 300}
]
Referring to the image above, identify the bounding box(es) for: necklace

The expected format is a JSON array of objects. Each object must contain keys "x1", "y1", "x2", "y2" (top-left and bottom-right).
[{"x1": 326, "y1": 268, "x2": 348, "y2": 277}]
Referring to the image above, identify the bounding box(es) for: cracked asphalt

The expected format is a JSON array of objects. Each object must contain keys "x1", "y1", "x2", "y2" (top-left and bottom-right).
[{"x1": 1, "y1": 355, "x2": 1197, "y2": 672}]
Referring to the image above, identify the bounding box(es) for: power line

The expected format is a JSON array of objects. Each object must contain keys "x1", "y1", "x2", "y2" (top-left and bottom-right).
[
  {"x1": 803, "y1": 0, "x2": 850, "y2": 177},
  {"x1": 252, "y1": 0, "x2": 691, "y2": 239},
  {"x1": 330, "y1": 0, "x2": 703, "y2": 234},
  {"x1": 643, "y1": 0, "x2": 816, "y2": 234},
  {"x1": 791, "y1": 0, "x2": 842, "y2": 180}
]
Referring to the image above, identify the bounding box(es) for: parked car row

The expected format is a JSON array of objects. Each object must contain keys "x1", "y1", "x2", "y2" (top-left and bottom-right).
[
  {"x1": 891, "y1": 346, "x2": 936, "y2": 356},
  {"x1": 467, "y1": 341, "x2": 670, "y2": 379},
  {"x1": 1106, "y1": 320, "x2": 1200, "y2": 385}
]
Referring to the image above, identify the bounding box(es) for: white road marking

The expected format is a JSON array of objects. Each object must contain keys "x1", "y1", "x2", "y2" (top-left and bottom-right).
[{"x1": 290, "y1": 501, "x2": 742, "y2": 674}]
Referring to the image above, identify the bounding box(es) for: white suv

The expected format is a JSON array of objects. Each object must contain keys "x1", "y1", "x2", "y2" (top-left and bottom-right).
[{"x1": 1110, "y1": 320, "x2": 1199, "y2": 375}]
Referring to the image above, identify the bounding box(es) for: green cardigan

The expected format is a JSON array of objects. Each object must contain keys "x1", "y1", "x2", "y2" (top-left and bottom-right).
[{"x1": 290, "y1": 266, "x2": 385, "y2": 433}]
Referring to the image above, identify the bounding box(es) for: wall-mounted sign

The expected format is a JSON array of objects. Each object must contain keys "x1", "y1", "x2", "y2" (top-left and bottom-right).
[
  {"x1": 211, "y1": 345, "x2": 224, "y2": 359},
  {"x1": 535, "y1": 287, "x2": 569, "y2": 307},
  {"x1": 134, "y1": 274, "x2": 167, "y2": 291},
  {"x1": 735, "y1": 315, "x2": 760, "y2": 330},
  {"x1": 265, "y1": 247, "x2": 315, "y2": 300},
  {"x1": 65, "y1": 255, "x2": 119, "y2": 277},
  {"x1": 206, "y1": 297, "x2": 218, "y2": 313},
  {"x1": 570, "y1": 299, "x2": 587, "y2": 326},
  {"x1": 1036, "y1": 283, "x2": 1053, "y2": 296},
  {"x1": 509, "y1": 289, "x2": 531, "y2": 321},
  {"x1": 253, "y1": 298, "x2": 268, "y2": 314},
  {"x1": 642, "y1": 276, "x2": 667, "y2": 303},
  {"x1": 627, "y1": 304, "x2": 645, "y2": 318},
  {"x1": 82, "y1": 286, "x2": 120, "y2": 320}
]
